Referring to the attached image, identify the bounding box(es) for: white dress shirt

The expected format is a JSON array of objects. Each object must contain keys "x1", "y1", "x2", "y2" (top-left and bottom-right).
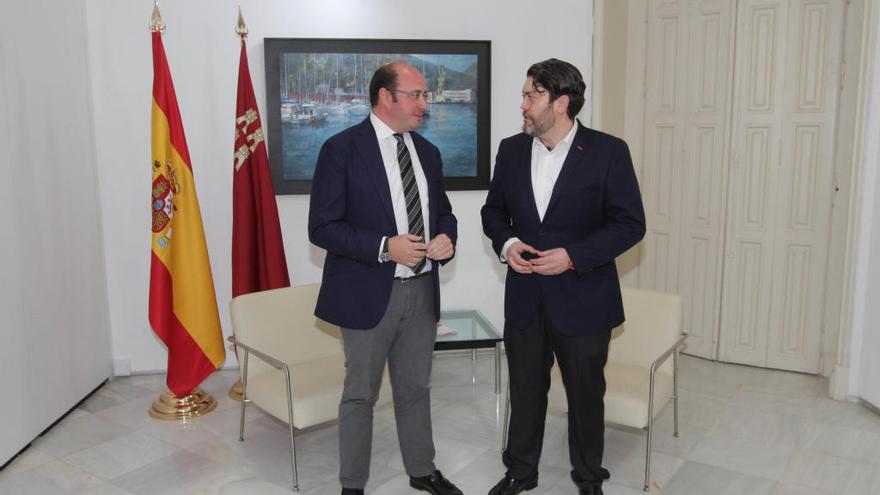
[
  {"x1": 501, "y1": 121, "x2": 578, "y2": 261},
  {"x1": 371, "y1": 112, "x2": 432, "y2": 277}
]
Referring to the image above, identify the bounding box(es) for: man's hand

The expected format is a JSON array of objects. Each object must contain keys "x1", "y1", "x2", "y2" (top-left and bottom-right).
[
  {"x1": 530, "y1": 248, "x2": 572, "y2": 276},
  {"x1": 506, "y1": 241, "x2": 540, "y2": 274},
  {"x1": 426, "y1": 233, "x2": 455, "y2": 261},
  {"x1": 388, "y1": 234, "x2": 427, "y2": 268}
]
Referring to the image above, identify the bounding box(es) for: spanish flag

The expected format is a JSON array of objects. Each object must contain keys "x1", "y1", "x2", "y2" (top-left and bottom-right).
[{"x1": 149, "y1": 30, "x2": 225, "y2": 397}]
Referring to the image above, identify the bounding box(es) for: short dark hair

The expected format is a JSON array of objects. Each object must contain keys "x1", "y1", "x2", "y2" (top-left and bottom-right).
[
  {"x1": 526, "y1": 58, "x2": 586, "y2": 119},
  {"x1": 369, "y1": 63, "x2": 399, "y2": 107}
]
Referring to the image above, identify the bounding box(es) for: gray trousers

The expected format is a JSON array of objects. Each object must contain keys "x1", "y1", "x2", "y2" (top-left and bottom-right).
[{"x1": 339, "y1": 275, "x2": 437, "y2": 489}]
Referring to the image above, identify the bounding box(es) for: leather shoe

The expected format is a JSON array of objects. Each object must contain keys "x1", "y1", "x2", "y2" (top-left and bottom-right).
[
  {"x1": 578, "y1": 486, "x2": 603, "y2": 495},
  {"x1": 410, "y1": 470, "x2": 463, "y2": 495},
  {"x1": 487, "y1": 474, "x2": 538, "y2": 495},
  {"x1": 341, "y1": 489, "x2": 364, "y2": 495}
]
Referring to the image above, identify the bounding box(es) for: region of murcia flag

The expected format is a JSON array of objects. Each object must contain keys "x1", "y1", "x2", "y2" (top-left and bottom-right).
[
  {"x1": 149, "y1": 30, "x2": 225, "y2": 397},
  {"x1": 232, "y1": 37, "x2": 290, "y2": 298}
]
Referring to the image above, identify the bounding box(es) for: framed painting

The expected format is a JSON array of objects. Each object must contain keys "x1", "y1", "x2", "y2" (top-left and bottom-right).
[{"x1": 264, "y1": 38, "x2": 491, "y2": 194}]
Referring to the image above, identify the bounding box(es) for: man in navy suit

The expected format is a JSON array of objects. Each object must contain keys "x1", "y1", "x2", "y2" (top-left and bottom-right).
[
  {"x1": 481, "y1": 59, "x2": 646, "y2": 495},
  {"x1": 309, "y1": 62, "x2": 461, "y2": 495}
]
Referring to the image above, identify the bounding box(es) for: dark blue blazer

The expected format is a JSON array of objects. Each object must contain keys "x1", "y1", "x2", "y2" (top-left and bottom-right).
[
  {"x1": 309, "y1": 118, "x2": 457, "y2": 329},
  {"x1": 481, "y1": 123, "x2": 645, "y2": 336}
]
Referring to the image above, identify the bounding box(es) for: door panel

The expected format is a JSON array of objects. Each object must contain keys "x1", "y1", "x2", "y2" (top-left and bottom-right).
[
  {"x1": 642, "y1": 1, "x2": 686, "y2": 295},
  {"x1": 680, "y1": 0, "x2": 736, "y2": 360},
  {"x1": 721, "y1": 0, "x2": 788, "y2": 367},
  {"x1": 720, "y1": 0, "x2": 842, "y2": 372},
  {"x1": 641, "y1": 0, "x2": 735, "y2": 359},
  {"x1": 764, "y1": 0, "x2": 842, "y2": 372}
]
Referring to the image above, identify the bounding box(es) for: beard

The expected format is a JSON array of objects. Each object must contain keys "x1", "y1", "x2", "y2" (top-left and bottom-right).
[{"x1": 523, "y1": 108, "x2": 555, "y2": 137}]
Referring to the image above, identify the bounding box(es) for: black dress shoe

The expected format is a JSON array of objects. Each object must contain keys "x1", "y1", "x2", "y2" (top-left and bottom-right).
[
  {"x1": 487, "y1": 474, "x2": 538, "y2": 495},
  {"x1": 341, "y1": 489, "x2": 364, "y2": 495},
  {"x1": 409, "y1": 470, "x2": 463, "y2": 495},
  {"x1": 578, "y1": 486, "x2": 603, "y2": 495}
]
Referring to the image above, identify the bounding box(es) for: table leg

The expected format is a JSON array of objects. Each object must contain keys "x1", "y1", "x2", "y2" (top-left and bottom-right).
[{"x1": 471, "y1": 348, "x2": 477, "y2": 384}]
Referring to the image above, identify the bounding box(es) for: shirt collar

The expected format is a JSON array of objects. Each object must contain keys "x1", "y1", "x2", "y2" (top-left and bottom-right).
[
  {"x1": 370, "y1": 112, "x2": 400, "y2": 142},
  {"x1": 533, "y1": 119, "x2": 579, "y2": 151},
  {"x1": 560, "y1": 119, "x2": 578, "y2": 146}
]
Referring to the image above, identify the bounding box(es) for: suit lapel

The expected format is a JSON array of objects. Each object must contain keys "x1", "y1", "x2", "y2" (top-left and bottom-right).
[
  {"x1": 353, "y1": 119, "x2": 395, "y2": 225},
  {"x1": 543, "y1": 124, "x2": 588, "y2": 220},
  {"x1": 411, "y1": 135, "x2": 436, "y2": 230},
  {"x1": 519, "y1": 137, "x2": 542, "y2": 225}
]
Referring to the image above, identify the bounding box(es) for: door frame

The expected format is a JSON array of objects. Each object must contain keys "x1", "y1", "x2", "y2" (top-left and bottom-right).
[{"x1": 828, "y1": 0, "x2": 878, "y2": 398}]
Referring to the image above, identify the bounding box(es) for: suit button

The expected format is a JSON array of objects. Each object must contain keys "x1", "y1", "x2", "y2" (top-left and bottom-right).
[{"x1": 538, "y1": 230, "x2": 545, "y2": 236}]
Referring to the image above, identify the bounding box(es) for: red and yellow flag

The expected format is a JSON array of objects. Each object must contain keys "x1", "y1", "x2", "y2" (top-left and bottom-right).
[
  {"x1": 232, "y1": 39, "x2": 290, "y2": 297},
  {"x1": 149, "y1": 31, "x2": 225, "y2": 397}
]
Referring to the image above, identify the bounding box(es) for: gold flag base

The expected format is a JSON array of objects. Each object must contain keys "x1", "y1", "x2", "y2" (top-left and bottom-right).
[
  {"x1": 148, "y1": 388, "x2": 217, "y2": 421},
  {"x1": 228, "y1": 379, "x2": 244, "y2": 401}
]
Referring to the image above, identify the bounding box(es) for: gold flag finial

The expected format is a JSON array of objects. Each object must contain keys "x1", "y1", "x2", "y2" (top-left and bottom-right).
[
  {"x1": 150, "y1": 0, "x2": 166, "y2": 33},
  {"x1": 236, "y1": 5, "x2": 248, "y2": 39}
]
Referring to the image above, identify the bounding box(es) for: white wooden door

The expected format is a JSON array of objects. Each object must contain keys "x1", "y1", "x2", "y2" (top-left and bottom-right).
[
  {"x1": 719, "y1": 0, "x2": 843, "y2": 372},
  {"x1": 638, "y1": 0, "x2": 844, "y2": 372},
  {"x1": 640, "y1": 0, "x2": 736, "y2": 359}
]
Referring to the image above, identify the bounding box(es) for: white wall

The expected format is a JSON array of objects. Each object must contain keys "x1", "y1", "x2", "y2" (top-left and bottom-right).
[
  {"x1": 86, "y1": 0, "x2": 594, "y2": 373},
  {"x1": 0, "y1": 0, "x2": 112, "y2": 464},
  {"x1": 850, "y1": 1, "x2": 880, "y2": 406}
]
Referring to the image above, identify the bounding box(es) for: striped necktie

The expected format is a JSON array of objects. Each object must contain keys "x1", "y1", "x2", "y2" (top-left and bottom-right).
[{"x1": 393, "y1": 133, "x2": 426, "y2": 274}]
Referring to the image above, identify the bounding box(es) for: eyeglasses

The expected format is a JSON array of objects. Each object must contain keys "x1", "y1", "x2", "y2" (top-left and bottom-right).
[
  {"x1": 521, "y1": 90, "x2": 547, "y2": 103},
  {"x1": 388, "y1": 89, "x2": 429, "y2": 101}
]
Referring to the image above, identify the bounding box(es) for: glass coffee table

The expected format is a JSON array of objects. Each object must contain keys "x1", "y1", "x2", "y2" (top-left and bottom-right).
[{"x1": 436, "y1": 310, "x2": 502, "y2": 394}]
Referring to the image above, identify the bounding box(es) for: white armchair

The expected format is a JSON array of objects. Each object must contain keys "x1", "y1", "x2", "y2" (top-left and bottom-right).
[
  {"x1": 503, "y1": 287, "x2": 686, "y2": 492},
  {"x1": 228, "y1": 284, "x2": 391, "y2": 491}
]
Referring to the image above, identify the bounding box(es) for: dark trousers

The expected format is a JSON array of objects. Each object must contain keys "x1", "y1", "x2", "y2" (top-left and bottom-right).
[{"x1": 503, "y1": 307, "x2": 611, "y2": 489}]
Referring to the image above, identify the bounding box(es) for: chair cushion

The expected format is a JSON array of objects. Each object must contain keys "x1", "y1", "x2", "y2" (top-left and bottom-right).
[
  {"x1": 549, "y1": 361, "x2": 674, "y2": 429},
  {"x1": 245, "y1": 355, "x2": 392, "y2": 429},
  {"x1": 605, "y1": 362, "x2": 673, "y2": 429}
]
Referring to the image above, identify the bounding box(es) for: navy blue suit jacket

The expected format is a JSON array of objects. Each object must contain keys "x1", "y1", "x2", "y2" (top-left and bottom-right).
[
  {"x1": 481, "y1": 123, "x2": 645, "y2": 336},
  {"x1": 308, "y1": 118, "x2": 457, "y2": 329}
]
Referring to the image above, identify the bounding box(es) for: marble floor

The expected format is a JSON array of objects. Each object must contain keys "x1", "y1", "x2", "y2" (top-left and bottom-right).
[{"x1": 2, "y1": 353, "x2": 879, "y2": 495}]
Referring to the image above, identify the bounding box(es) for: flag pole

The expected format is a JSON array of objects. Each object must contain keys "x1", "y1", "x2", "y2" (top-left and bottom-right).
[
  {"x1": 148, "y1": 0, "x2": 220, "y2": 421},
  {"x1": 149, "y1": 0, "x2": 165, "y2": 33},
  {"x1": 228, "y1": 5, "x2": 248, "y2": 402},
  {"x1": 236, "y1": 5, "x2": 248, "y2": 39}
]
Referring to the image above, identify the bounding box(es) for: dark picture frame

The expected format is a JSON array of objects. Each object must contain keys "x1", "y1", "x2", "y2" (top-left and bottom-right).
[{"x1": 264, "y1": 38, "x2": 491, "y2": 195}]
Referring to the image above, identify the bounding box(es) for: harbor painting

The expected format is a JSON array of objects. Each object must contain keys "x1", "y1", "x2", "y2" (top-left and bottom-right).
[{"x1": 264, "y1": 39, "x2": 491, "y2": 194}]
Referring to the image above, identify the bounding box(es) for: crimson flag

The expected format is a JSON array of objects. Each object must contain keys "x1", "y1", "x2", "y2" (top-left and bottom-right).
[{"x1": 232, "y1": 39, "x2": 290, "y2": 296}]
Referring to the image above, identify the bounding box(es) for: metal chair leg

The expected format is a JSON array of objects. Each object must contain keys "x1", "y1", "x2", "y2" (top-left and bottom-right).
[
  {"x1": 495, "y1": 342, "x2": 502, "y2": 394},
  {"x1": 673, "y1": 347, "x2": 680, "y2": 437},
  {"x1": 239, "y1": 350, "x2": 249, "y2": 442},
  {"x1": 283, "y1": 366, "x2": 300, "y2": 491},
  {"x1": 501, "y1": 379, "x2": 510, "y2": 453},
  {"x1": 645, "y1": 365, "x2": 657, "y2": 492}
]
